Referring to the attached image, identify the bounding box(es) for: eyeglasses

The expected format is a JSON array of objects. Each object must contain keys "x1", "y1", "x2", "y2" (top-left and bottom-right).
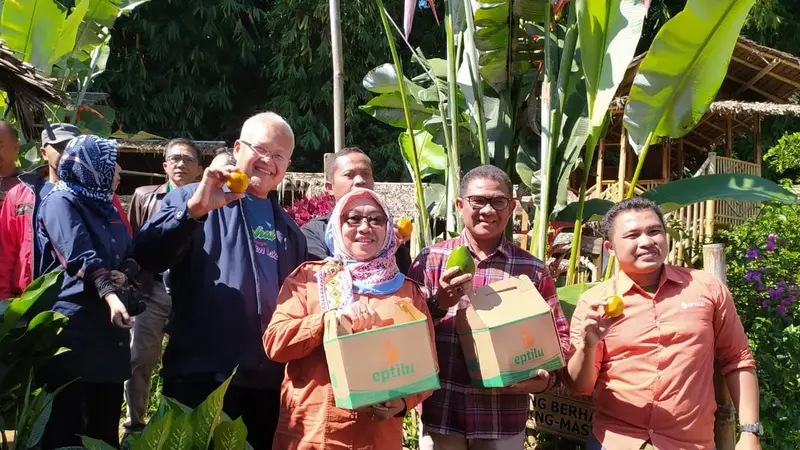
[
  {"x1": 166, "y1": 154, "x2": 198, "y2": 165},
  {"x1": 239, "y1": 140, "x2": 288, "y2": 165},
  {"x1": 465, "y1": 195, "x2": 511, "y2": 211},
  {"x1": 343, "y1": 213, "x2": 388, "y2": 228}
]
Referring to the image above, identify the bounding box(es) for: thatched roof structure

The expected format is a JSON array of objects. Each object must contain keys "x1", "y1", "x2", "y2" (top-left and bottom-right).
[
  {"x1": 0, "y1": 40, "x2": 66, "y2": 140},
  {"x1": 606, "y1": 37, "x2": 800, "y2": 155},
  {"x1": 117, "y1": 139, "x2": 227, "y2": 156}
]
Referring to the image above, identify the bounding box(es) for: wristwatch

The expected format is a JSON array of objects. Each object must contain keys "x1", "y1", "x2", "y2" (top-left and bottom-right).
[{"x1": 739, "y1": 423, "x2": 763, "y2": 436}]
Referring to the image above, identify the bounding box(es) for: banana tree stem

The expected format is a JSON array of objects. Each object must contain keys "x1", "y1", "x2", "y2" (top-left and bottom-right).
[{"x1": 376, "y1": 0, "x2": 430, "y2": 241}]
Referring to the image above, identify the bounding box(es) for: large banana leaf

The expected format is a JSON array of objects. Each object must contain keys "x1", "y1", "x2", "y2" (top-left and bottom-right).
[
  {"x1": 557, "y1": 282, "x2": 599, "y2": 321},
  {"x1": 554, "y1": 173, "x2": 799, "y2": 222},
  {"x1": 577, "y1": 0, "x2": 646, "y2": 127},
  {"x1": 71, "y1": 0, "x2": 150, "y2": 64},
  {"x1": 359, "y1": 92, "x2": 436, "y2": 129},
  {"x1": 399, "y1": 130, "x2": 448, "y2": 179},
  {"x1": 472, "y1": 0, "x2": 546, "y2": 92},
  {"x1": 363, "y1": 63, "x2": 425, "y2": 97},
  {"x1": 0, "y1": 0, "x2": 66, "y2": 71},
  {"x1": 623, "y1": 0, "x2": 756, "y2": 154}
]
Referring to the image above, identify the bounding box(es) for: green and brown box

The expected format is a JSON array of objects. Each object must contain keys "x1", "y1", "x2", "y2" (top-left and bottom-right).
[
  {"x1": 456, "y1": 275, "x2": 565, "y2": 387},
  {"x1": 323, "y1": 299, "x2": 440, "y2": 409}
]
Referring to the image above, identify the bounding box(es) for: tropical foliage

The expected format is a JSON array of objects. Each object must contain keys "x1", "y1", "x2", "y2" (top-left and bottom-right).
[
  {"x1": 360, "y1": 0, "x2": 800, "y2": 288},
  {"x1": 0, "y1": 271, "x2": 67, "y2": 450},
  {"x1": 721, "y1": 203, "x2": 800, "y2": 449}
]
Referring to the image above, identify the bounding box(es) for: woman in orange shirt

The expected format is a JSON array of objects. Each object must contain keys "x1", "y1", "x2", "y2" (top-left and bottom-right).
[{"x1": 264, "y1": 188, "x2": 437, "y2": 449}]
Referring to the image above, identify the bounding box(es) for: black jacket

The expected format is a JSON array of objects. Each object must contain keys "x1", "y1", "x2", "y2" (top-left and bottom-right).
[{"x1": 301, "y1": 212, "x2": 412, "y2": 274}]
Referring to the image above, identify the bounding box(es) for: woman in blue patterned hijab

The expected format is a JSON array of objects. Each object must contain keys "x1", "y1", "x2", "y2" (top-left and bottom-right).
[
  {"x1": 37, "y1": 134, "x2": 141, "y2": 449},
  {"x1": 52, "y1": 134, "x2": 118, "y2": 209}
]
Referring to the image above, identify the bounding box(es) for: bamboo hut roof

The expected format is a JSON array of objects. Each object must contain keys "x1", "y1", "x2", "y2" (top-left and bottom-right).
[
  {"x1": 607, "y1": 37, "x2": 800, "y2": 154},
  {"x1": 117, "y1": 140, "x2": 227, "y2": 156},
  {"x1": 0, "y1": 40, "x2": 67, "y2": 140}
]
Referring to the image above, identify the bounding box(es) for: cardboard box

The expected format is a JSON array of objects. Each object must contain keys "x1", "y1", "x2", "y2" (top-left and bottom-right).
[
  {"x1": 324, "y1": 299, "x2": 440, "y2": 409},
  {"x1": 456, "y1": 275, "x2": 565, "y2": 387}
]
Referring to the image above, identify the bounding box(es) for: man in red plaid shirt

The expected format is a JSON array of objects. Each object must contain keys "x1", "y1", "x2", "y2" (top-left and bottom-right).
[{"x1": 409, "y1": 165, "x2": 572, "y2": 450}]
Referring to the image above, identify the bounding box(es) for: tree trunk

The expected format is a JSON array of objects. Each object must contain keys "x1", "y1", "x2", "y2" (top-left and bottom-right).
[{"x1": 329, "y1": 0, "x2": 345, "y2": 151}]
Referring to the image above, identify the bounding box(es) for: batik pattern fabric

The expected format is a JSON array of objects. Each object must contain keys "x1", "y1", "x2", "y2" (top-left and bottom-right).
[
  {"x1": 52, "y1": 135, "x2": 117, "y2": 210},
  {"x1": 314, "y1": 188, "x2": 404, "y2": 311}
]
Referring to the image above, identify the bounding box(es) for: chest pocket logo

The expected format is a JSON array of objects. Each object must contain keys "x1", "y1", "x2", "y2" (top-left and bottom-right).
[{"x1": 681, "y1": 301, "x2": 706, "y2": 310}]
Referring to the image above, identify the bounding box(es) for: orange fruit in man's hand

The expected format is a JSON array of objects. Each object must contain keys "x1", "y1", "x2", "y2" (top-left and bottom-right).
[
  {"x1": 604, "y1": 295, "x2": 625, "y2": 318},
  {"x1": 396, "y1": 218, "x2": 413, "y2": 239},
  {"x1": 226, "y1": 171, "x2": 249, "y2": 193}
]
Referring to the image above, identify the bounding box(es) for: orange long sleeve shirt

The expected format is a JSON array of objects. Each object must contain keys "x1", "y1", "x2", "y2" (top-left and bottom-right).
[
  {"x1": 570, "y1": 265, "x2": 756, "y2": 450},
  {"x1": 264, "y1": 262, "x2": 438, "y2": 450}
]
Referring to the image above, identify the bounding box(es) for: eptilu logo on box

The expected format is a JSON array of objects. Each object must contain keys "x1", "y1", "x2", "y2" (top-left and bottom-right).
[
  {"x1": 514, "y1": 328, "x2": 544, "y2": 365},
  {"x1": 371, "y1": 338, "x2": 415, "y2": 383}
]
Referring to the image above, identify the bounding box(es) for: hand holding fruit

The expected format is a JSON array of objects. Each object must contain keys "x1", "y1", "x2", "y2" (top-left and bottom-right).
[
  {"x1": 579, "y1": 296, "x2": 623, "y2": 348},
  {"x1": 187, "y1": 165, "x2": 247, "y2": 219},
  {"x1": 394, "y1": 218, "x2": 413, "y2": 245},
  {"x1": 435, "y1": 245, "x2": 476, "y2": 309}
]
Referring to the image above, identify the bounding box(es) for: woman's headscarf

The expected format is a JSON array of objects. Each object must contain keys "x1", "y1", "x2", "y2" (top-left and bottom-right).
[
  {"x1": 52, "y1": 135, "x2": 118, "y2": 209},
  {"x1": 315, "y1": 188, "x2": 404, "y2": 311}
]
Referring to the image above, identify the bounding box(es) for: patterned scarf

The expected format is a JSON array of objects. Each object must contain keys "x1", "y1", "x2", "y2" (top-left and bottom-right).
[
  {"x1": 315, "y1": 188, "x2": 404, "y2": 311},
  {"x1": 52, "y1": 135, "x2": 118, "y2": 211}
]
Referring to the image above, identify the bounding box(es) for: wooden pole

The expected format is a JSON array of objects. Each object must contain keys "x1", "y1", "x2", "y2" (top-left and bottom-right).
[
  {"x1": 753, "y1": 115, "x2": 762, "y2": 167},
  {"x1": 662, "y1": 140, "x2": 670, "y2": 182},
  {"x1": 725, "y1": 115, "x2": 733, "y2": 158},
  {"x1": 596, "y1": 139, "x2": 605, "y2": 198},
  {"x1": 618, "y1": 127, "x2": 627, "y2": 202},
  {"x1": 677, "y1": 138, "x2": 684, "y2": 179},
  {"x1": 329, "y1": 0, "x2": 345, "y2": 152},
  {"x1": 703, "y1": 244, "x2": 736, "y2": 450},
  {"x1": 705, "y1": 153, "x2": 717, "y2": 242}
]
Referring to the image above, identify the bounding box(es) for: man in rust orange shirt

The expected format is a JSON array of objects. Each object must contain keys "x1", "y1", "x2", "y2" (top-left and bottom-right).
[{"x1": 568, "y1": 197, "x2": 761, "y2": 450}]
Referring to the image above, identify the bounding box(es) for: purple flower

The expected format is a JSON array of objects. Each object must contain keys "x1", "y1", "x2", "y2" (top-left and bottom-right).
[
  {"x1": 768, "y1": 233, "x2": 777, "y2": 242},
  {"x1": 789, "y1": 296, "x2": 798, "y2": 304},
  {"x1": 776, "y1": 303, "x2": 788, "y2": 315},
  {"x1": 777, "y1": 280, "x2": 789, "y2": 288},
  {"x1": 756, "y1": 282, "x2": 766, "y2": 291},
  {"x1": 765, "y1": 240, "x2": 776, "y2": 251},
  {"x1": 768, "y1": 287, "x2": 785, "y2": 299},
  {"x1": 745, "y1": 270, "x2": 761, "y2": 282},
  {"x1": 746, "y1": 247, "x2": 761, "y2": 260},
  {"x1": 762, "y1": 300, "x2": 770, "y2": 309}
]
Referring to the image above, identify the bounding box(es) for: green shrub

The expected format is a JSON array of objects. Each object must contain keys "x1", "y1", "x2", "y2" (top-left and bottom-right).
[{"x1": 719, "y1": 203, "x2": 800, "y2": 449}]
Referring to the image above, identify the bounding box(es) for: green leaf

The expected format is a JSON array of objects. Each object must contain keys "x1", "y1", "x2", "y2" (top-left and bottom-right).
[
  {"x1": 80, "y1": 436, "x2": 118, "y2": 450},
  {"x1": 471, "y1": 0, "x2": 546, "y2": 92},
  {"x1": 131, "y1": 411, "x2": 173, "y2": 450},
  {"x1": 643, "y1": 173, "x2": 799, "y2": 213},
  {"x1": 623, "y1": 0, "x2": 757, "y2": 154},
  {"x1": 557, "y1": 283, "x2": 599, "y2": 321},
  {"x1": 399, "y1": 130, "x2": 447, "y2": 179},
  {"x1": 362, "y1": 63, "x2": 424, "y2": 97},
  {"x1": 212, "y1": 417, "x2": 248, "y2": 450},
  {"x1": 162, "y1": 414, "x2": 193, "y2": 450},
  {"x1": 52, "y1": 0, "x2": 90, "y2": 66},
  {"x1": 555, "y1": 174, "x2": 799, "y2": 222},
  {"x1": 554, "y1": 198, "x2": 614, "y2": 223},
  {"x1": 0, "y1": 0, "x2": 65, "y2": 71},
  {"x1": 0, "y1": 271, "x2": 64, "y2": 338},
  {"x1": 189, "y1": 373, "x2": 233, "y2": 448},
  {"x1": 359, "y1": 93, "x2": 434, "y2": 129},
  {"x1": 576, "y1": 0, "x2": 647, "y2": 127}
]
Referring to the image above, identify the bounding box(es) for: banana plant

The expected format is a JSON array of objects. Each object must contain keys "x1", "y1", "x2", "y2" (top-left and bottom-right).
[
  {"x1": 599, "y1": 0, "x2": 758, "y2": 279},
  {"x1": 564, "y1": 0, "x2": 648, "y2": 284}
]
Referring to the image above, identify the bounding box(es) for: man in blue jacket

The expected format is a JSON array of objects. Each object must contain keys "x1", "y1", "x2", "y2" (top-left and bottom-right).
[{"x1": 134, "y1": 112, "x2": 306, "y2": 448}]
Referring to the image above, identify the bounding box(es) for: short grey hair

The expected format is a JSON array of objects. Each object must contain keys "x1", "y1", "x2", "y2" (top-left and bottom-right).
[{"x1": 163, "y1": 138, "x2": 199, "y2": 160}]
